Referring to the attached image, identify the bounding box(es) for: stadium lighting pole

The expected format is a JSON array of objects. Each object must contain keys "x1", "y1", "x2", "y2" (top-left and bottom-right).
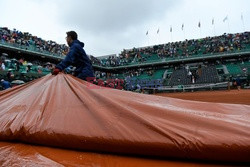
[
  {"x1": 212, "y1": 18, "x2": 216, "y2": 36},
  {"x1": 182, "y1": 23, "x2": 185, "y2": 40},
  {"x1": 170, "y1": 26, "x2": 173, "y2": 42},
  {"x1": 183, "y1": 28, "x2": 186, "y2": 41},
  {"x1": 158, "y1": 34, "x2": 160, "y2": 45},
  {"x1": 146, "y1": 30, "x2": 149, "y2": 46},
  {"x1": 199, "y1": 27, "x2": 201, "y2": 38},
  {"x1": 198, "y1": 21, "x2": 201, "y2": 38},
  {"x1": 148, "y1": 35, "x2": 150, "y2": 46},
  {"x1": 223, "y1": 15, "x2": 230, "y2": 33},
  {"x1": 157, "y1": 28, "x2": 160, "y2": 44},
  {"x1": 224, "y1": 16, "x2": 230, "y2": 33},
  {"x1": 227, "y1": 19, "x2": 231, "y2": 33},
  {"x1": 241, "y1": 13, "x2": 245, "y2": 32},
  {"x1": 213, "y1": 24, "x2": 216, "y2": 36}
]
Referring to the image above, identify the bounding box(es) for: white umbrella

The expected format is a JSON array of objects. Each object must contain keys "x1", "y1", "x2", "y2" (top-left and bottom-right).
[
  {"x1": 11, "y1": 58, "x2": 17, "y2": 61},
  {"x1": 2, "y1": 53, "x2": 8, "y2": 56},
  {"x1": 11, "y1": 80, "x2": 25, "y2": 84}
]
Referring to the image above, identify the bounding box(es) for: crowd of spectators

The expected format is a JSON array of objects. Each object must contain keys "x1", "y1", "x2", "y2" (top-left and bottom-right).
[
  {"x1": 90, "y1": 77, "x2": 124, "y2": 90},
  {"x1": 90, "y1": 55, "x2": 131, "y2": 67},
  {"x1": 0, "y1": 27, "x2": 68, "y2": 56},
  {"x1": 94, "y1": 67, "x2": 159, "y2": 91},
  {"x1": 1, "y1": 27, "x2": 249, "y2": 91},
  {"x1": 2, "y1": 27, "x2": 249, "y2": 69},
  {"x1": 0, "y1": 54, "x2": 56, "y2": 90},
  {"x1": 94, "y1": 68, "x2": 155, "y2": 80},
  {"x1": 92, "y1": 32, "x2": 250, "y2": 67},
  {"x1": 1, "y1": 55, "x2": 54, "y2": 73}
]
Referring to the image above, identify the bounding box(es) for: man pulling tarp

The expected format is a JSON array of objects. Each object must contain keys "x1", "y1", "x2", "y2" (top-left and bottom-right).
[{"x1": 52, "y1": 31, "x2": 94, "y2": 81}]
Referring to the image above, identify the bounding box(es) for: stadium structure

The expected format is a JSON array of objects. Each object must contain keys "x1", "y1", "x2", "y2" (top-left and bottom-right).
[{"x1": 0, "y1": 27, "x2": 249, "y2": 92}]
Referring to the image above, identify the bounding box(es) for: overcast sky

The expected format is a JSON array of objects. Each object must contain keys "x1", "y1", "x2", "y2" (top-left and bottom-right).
[{"x1": 0, "y1": 0, "x2": 249, "y2": 57}]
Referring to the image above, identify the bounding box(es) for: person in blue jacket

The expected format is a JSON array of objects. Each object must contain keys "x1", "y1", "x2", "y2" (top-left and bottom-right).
[
  {"x1": 52, "y1": 31, "x2": 94, "y2": 81},
  {"x1": 235, "y1": 76, "x2": 241, "y2": 90},
  {"x1": 1, "y1": 79, "x2": 11, "y2": 90}
]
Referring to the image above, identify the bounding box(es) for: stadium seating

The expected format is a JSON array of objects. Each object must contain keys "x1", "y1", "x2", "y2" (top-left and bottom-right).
[
  {"x1": 169, "y1": 68, "x2": 191, "y2": 86},
  {"x1": 1, "y1": 26, "x2": 250, "y2": 91},
  {"x1": 226, "y1": 64, "x2": 243, "y2": 75},
  {"x1": 169, "y1": 66, "x2": 220, "y2": 86},
  {"x1": 93, "y1": 32, "x2": 250, "y2": 68}
]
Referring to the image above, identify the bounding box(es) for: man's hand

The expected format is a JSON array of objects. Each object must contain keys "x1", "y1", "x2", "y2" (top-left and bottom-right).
[{"x1": 52, "y1": 68, "x2": 61, "y2": 75}]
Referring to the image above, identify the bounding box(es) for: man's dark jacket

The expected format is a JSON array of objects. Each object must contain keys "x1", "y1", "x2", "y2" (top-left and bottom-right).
[{"x1": 56, "y1": 40, "x2": 94, "y2": 80}]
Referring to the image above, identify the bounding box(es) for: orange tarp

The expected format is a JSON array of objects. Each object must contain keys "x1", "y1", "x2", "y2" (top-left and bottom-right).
[{"x1": 0, "y1": 74, "x2": 250, "y2": 165}]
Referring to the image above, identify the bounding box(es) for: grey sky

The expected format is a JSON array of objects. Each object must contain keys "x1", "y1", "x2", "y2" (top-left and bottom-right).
[{"x1": 0, "y1": 0, "x2": 249, "y2": 57}]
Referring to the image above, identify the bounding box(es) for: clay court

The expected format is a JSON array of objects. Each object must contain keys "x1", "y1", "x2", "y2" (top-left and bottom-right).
[{"x1": 156, "y1": 89, "x2": 250, "y2": 105}]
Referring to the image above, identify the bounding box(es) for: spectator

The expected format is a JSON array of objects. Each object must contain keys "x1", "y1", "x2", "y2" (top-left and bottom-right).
[
  {"x1": 136, "y1": 84, "x2": 141, "y2": 92},
  {"x1": 7, "y1": 70, "x2": 12, "y2": 81},
  {"x1": 236, "y1": 76, "x2": 241, "y2": 91},
  {"x1": 1, "y1": 62, "x2": 5, "y2": 70},
  {"x1": 27, "y1": 65, "x2": 31, "y2": 72},
  {"x1": 1, "y1": 79, "x2": 11, "y2": 90},
  {"x1": 16, "y1": 61, "x2": 20, "y2": 72},
  {"x1": 191, "y1": 75, "x2": 195, "y2": 84}
]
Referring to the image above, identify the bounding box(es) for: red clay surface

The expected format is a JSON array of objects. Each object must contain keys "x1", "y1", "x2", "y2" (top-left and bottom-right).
[{"x1": 156, "y1": 89, "x2": 250, "y2": 105}]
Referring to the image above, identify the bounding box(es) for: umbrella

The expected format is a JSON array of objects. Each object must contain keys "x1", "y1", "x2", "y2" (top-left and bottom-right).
[
  {"x1": 11, "y1": 80, "x2": 25, "y2": 85},
  {"x1": 1, "y1": 53, "x2": 8, "y2": 56},
  {"x1": 11, "y1": 58, "x2": 17, "y2": 62}
]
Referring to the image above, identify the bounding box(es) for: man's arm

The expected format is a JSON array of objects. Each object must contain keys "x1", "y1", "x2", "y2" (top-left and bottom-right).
[{"x1": 56, "y1": 46, "x2": 77, "y2": 71}]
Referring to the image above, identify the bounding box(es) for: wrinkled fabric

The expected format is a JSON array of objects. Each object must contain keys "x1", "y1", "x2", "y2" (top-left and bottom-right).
[{"x1": 0, "y1": 74, "x2": 250, "y2": 163}]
